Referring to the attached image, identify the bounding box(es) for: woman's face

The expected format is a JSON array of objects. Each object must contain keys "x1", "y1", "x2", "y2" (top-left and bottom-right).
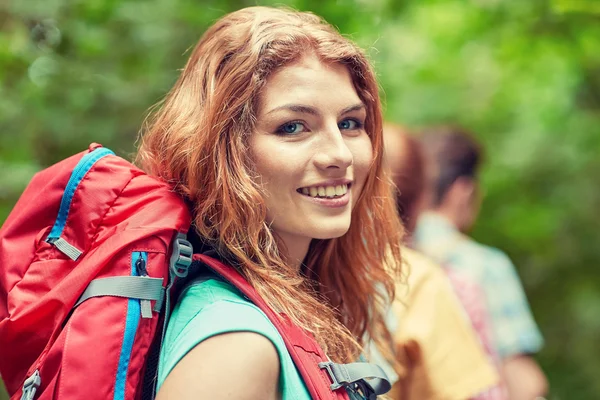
[{"x1": 249, "y1": 54, "x2": 373, "y2": 262}]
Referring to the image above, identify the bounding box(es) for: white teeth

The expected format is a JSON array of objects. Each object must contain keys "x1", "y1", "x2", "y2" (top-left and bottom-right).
[{"x1": 300, "y1": 184, "x2": 349, "y2": 198}]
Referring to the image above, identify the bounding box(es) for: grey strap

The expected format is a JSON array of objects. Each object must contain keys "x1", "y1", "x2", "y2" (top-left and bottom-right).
[
  {"x1": 75, "y1": 276, "x2": 164, "y2": 312},
  {"x1": 140, "y1": 299, "x2": 153, "y2": 318},
  {"x1": 52, "y1": 237, "x2": 83, "y2": 261},
  {"x1": 319, "y1": 361, "x2": 391, "y2": 399},
  {"x1": 154, "y1": 286, "x2": 165, "y2": 313}
]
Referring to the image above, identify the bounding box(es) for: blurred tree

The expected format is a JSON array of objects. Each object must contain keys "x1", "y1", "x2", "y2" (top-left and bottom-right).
[{"x1": 1, "y1": 0, "x2": 599, "y2": 399}]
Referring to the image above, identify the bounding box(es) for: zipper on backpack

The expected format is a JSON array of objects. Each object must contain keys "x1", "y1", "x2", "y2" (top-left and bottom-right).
[
  {"x1": 135, "y1": 253, "x2": 153, "y2": 319},
  {"x1": 114, "y1": 251, "x2": 146, "y2": 400},
  {"x1": 20, "y1": 370, "x2": 41, "y2": 400},
  {"x1": 135, "y1": 254, "x2": 148, "y2": 276}
]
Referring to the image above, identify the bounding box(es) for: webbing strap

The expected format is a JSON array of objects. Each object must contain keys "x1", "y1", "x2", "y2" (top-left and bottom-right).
[
  {"x1": 319, "y1": 361, "x2": 391, "y2": 399},
  {"x1": 141, "y1": 233, "x2": 193, "y2": 400},
  {"x1": 75, "y1": 276, "x2": 164, "y2": 308},
  {"x1": 51, "y1": 237, "x2": 83, "y2": 261},
  {"x1": 154, "y1": 286, "x2": 165, "y2": 313}
]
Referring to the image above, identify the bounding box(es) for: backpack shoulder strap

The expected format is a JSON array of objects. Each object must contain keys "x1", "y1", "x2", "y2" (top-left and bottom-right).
[{"x1": 193, "y1": 254, "x2": 391, "y2": 400}]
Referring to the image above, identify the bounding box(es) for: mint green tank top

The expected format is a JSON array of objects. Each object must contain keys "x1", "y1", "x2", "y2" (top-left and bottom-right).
[{"x1": 157, "y1": 278, "x2": 312, "y2": 399}]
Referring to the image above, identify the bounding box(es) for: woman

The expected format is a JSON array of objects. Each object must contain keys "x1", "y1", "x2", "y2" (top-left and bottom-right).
[{"x1": 135, "y1": 6, "x2": 403, "y2": 400}]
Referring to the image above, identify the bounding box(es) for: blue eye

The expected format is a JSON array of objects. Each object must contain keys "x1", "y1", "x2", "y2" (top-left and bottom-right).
[
  {"x1": 276, "y1": 122, "x2": 306, "y2": 135},
  {"x1": 338, "y1": 119, "x2": 361, "y2": 130}
]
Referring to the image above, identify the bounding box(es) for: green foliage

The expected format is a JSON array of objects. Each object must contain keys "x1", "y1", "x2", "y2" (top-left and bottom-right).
[{"x1": 1, "y1": 0, "x2": 599, "y2": 398}]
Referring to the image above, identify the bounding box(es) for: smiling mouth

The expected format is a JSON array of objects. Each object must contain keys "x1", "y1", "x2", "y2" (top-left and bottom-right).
[{"x1": 296, "y1": 183, "x2": 350, "y2": 199}]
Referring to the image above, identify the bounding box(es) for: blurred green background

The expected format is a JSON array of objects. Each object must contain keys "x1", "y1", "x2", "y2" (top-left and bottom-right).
[{"x1": 1, "y1": 0, "x2": 599, "y2": 399}]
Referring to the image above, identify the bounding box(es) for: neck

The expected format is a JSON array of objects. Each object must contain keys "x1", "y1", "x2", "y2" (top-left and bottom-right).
[
  {"x1": 427, "y1": 207, "x2": 461, "y2": 231},
  {"x1": 276, "y1": 232, "x2": 311, "y2": 270}
]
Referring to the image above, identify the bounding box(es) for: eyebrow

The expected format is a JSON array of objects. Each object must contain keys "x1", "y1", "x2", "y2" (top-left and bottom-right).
[
  {"x1": 340, "y1": 103, "x2": 367, "y2": 116},
  {"x1": 265, "y1": 103, "x2": 366, "y2": 117}
]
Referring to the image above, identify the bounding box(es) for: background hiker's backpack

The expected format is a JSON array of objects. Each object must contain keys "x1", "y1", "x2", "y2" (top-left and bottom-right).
[{"x1": 0, "y1": 144, "x2": 391, "y2": 400}]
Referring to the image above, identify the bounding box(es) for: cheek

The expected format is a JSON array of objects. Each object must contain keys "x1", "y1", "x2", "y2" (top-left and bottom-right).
[
  {"x1": 250, "y1": 140, "x2": 301, "y2": 201},
  {"x1": 351, "y1": 136, "x2": 374, "y2": 178},
  {"x1": 250, "y1": 137, "x2": 279, "y2": 186}
]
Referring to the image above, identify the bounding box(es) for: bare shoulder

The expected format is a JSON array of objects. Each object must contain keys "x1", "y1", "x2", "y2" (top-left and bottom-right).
[{"x1": 157, "y1": 331, "x2": 281, "y2": 400}]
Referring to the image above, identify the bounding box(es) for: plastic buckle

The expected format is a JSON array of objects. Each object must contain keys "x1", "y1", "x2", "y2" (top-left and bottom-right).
[
  {"x1": 318, "y1": 361, "x2": 343, "y2": 391},
  {"x1": 355, "y1": 379, "x2": 377, "y2": 400},
  {"x1": 20, "y1": 370, "x2": 41, "y2": 400},
  {"x1": 169, "y1": 234, "x2": 193, "y2": 278}
]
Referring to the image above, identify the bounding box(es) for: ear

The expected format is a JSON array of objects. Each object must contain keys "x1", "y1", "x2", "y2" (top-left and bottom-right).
[
  {"x1": 454, "y1": 176, "x2": 476, "y2": 197},
  {"x1": 446, "y1": 176, "x2": 476, "y2": 205}
]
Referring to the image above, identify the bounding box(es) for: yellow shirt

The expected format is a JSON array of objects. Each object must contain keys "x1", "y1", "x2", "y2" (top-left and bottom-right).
[{"x1": 389, "y1": 247, "x2": 499, "y2": 400}]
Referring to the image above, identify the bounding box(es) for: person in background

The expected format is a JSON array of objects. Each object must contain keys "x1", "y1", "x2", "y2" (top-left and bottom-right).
[
  {"x1": 383, "y1": 123, "x2": 505, "y2": 400},
  {"x1": 414, "y1": 125, "x2": 548, "y2": 400}
]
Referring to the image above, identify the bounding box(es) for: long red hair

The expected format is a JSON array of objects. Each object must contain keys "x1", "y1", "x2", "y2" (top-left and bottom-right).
[{"x1": 136, "y1": 6, "x2": 403, "y2": 363}]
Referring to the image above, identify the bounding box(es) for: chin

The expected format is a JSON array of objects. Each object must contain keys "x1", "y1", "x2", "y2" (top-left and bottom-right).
[{"x1": 310, "y1": 223, "x2": 351, "y2": 240}]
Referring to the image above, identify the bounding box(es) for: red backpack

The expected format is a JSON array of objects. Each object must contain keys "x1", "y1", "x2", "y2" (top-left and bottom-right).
[{"x1": 0, "y1": 144, "x2": 390, "y2": 400}]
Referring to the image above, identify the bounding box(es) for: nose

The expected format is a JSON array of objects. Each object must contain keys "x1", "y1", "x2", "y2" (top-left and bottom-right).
[{"x1": 313, "y1": 125, "x2": 353, "y2": 171}]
